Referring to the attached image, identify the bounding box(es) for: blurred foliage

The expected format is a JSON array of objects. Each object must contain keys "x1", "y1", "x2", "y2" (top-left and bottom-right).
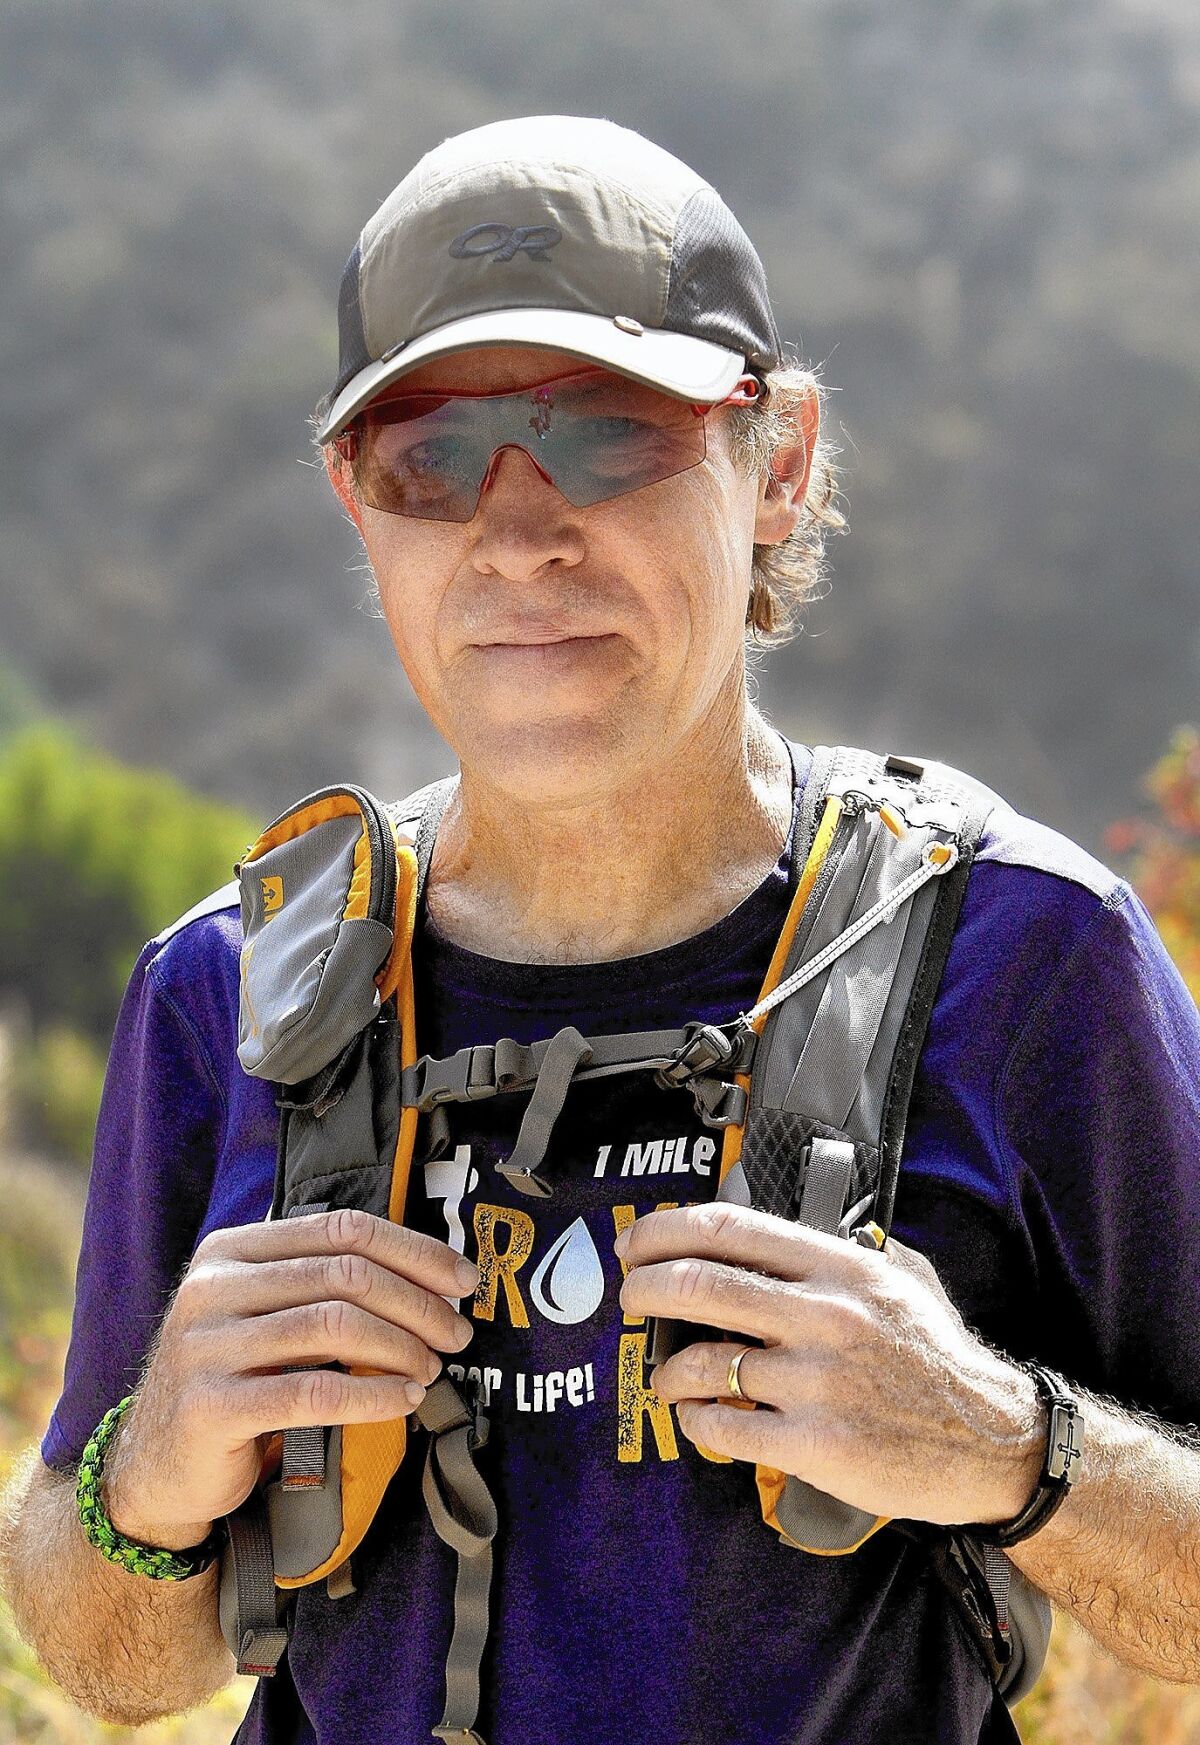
[
  {"x1": 0, "y1": 724, "x2": 255, "y2": 1047},
  {"x1": 1104, "y1": 725, "x2": 1200, "y2": 1001},
  {"x1": 7, "y1": 1019, "x2": 109, "y2": 1171},
  {"x1": 0, "y1": 665, "x2": 40, "y2": 744},
  {"x1": 0, "y1": 1156, "x2": 80, "y2": 1455}
]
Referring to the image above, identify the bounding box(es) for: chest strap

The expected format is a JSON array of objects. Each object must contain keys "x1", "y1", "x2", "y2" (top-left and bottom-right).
[{"x1": 402, "y1": 1022, "x2": 759, "y2": 1194}]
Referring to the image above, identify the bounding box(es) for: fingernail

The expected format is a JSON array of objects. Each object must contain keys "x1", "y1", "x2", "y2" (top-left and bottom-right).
[
  {"x1": 456, "y1": 1259, "x2": 481, "y2": 1291},
  {"x1": 405, "y1": 1382, "x2": 427, "y2": 1407}
]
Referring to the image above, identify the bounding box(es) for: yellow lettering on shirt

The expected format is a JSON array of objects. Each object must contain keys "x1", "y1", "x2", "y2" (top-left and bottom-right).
[
  {"x1": 616, "y1": 1331, "x2": 679, "y2": 1464},
  {"x1": 472, "y1": 1203, "x2": 534, "y2": 1328}
]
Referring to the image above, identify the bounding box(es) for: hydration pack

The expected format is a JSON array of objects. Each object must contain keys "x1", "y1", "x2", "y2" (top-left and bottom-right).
[{"x1": 214, "y1": 742, "x2": 1053, "y2": 1739}]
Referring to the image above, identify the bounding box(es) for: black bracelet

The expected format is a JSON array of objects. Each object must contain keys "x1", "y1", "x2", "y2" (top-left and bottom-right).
[{"x1": 966, "y1": 1363, "x2": 1085, "y2": 1548}]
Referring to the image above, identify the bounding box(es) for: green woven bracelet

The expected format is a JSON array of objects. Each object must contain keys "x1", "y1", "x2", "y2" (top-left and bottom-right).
[{"x1": 76, "y1": 1395, "x2": 223, "y2": 1580}]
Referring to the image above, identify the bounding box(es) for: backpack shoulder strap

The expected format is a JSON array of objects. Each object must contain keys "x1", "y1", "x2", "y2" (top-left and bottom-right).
[
  {"x1": 220, "y1": 773, "x2": 470, "y2": 1682},
  {"x1": 388, "y1": 774, "x2": 459, "y2": 906},
  {"x1": 745, "y1": 743, "x2": 1048, "y2": 1705}
]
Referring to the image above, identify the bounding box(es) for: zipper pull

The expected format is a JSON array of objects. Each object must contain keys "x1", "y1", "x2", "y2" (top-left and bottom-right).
[
  {"x1": 878, "y1": 800, "x2": 908, "y2": 838},
  {"x1": 838, "y1": 789, "x2": 909, "y2": 837}
]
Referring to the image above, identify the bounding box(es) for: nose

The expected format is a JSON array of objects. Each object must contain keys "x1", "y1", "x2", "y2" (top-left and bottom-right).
[
  {"x1": 467, "y1": 442, "x2": 585, "y2": 578},
  {"x1": 477, "y1": 442, "x2": 559, "y2": 503}
]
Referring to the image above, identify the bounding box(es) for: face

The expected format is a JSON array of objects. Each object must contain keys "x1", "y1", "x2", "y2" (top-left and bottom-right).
[{"x1": 325, "y1": 344, "x2": 817, "y2": 807}]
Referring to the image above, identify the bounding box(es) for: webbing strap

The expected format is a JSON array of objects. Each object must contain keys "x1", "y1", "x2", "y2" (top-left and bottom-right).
[
  {"x1": 417, "y1": 1377, "x2": 497, "y2": 1745},
  {"x1": 982, "y1": 1542, "x2": 1011, "y2": 1643},
  {"x1": 495, "y1": 1026, "x2": 593, "y2": 1196},
  {"x1": 280, "y1": 1202, "x2": 330, "y2": 1489},
  {"x1": 222, "y1": 1487, "x2": 289, "y2": 1677},
  {"x1": 797, "y1": 1138, "x2": 856, "y2": 1232},
  {"x1": 401, "y1": 1027, "x2": 696, "y2": 1111}
]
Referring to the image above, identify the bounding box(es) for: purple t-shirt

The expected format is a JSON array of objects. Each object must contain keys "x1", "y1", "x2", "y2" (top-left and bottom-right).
[{"x1": 42, "y1": 742, "x2": 1200, "y2": 1745}]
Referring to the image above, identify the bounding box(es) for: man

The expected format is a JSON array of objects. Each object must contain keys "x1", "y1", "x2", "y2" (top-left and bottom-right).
[{"x1": 3, "y1": 113, "x2": 1200, "y2": 1745}]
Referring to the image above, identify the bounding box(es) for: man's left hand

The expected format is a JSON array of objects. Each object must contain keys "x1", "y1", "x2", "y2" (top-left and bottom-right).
[{"x1": 614, "y1": 1201, "x2": 1043, "y2": 1527}]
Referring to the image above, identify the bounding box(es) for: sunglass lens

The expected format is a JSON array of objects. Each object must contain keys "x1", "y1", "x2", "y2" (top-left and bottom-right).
[{"x1": 352, "y1": 375, "x2": 708, "y2": 521}]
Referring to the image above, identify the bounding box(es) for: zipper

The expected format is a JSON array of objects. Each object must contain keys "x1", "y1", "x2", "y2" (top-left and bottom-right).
[{"x1": 236, "y1": 784, "x2": 398, "y2": 930}]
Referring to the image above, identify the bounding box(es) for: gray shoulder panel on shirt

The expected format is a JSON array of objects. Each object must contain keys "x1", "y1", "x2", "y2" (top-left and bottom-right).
[
  {"x1": 152, "y1": 878, "x2": 241, "y2": 946},
  {"x1": 974, "y1": 805, "x2": 1124, "y2": 901},
  {"x1": 899, "y1": 752, "x2": 1124, "y2": 902}
]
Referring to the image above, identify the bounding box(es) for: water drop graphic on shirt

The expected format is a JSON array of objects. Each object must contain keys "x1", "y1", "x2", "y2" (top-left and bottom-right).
[{"x1": 529, "y1": 1216, "x2": 606, "y2": 1325}]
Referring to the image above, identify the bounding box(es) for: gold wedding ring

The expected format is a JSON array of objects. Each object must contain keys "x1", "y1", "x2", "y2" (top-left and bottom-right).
[{"x1": 726, "y1": 1344, "x2": 754, "y2": 1402}]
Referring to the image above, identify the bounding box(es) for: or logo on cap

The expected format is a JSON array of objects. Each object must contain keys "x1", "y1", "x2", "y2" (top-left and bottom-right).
[
  {"x1": 449, "y1": 222, "x2": 563, "y2": 263},
  {"x1": 261, "y1": 876, "x2": 285, "y2": 916}
]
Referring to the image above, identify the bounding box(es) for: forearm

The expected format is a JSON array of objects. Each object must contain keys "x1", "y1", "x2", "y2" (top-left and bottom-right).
[
  {"x1": 1004, "y1": 1378, "x2": 1200, "y2": 1684},
  {"x1": 0, "y1": 1443, "x2": 235, "y2": 1727}
]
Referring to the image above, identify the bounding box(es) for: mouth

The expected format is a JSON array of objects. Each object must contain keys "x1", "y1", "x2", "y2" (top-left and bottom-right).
[
  {"x1": 477, "y1": 630, "x2": 607, "y2": 647},
  {"x1": 467, "y1": 632, "x2": 619, "y2": 672}
]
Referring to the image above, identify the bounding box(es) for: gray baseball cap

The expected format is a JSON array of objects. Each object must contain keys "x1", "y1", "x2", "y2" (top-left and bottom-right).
[{"x1": 315, "y1": 113, "x2": 785, "y2": 442}]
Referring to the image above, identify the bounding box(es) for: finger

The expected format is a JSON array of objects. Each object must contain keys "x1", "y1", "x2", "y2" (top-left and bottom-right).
[
  {"x1": 214, "y1": 1367, "x2": 428, "y2": 1439},
  {"x1": 672, "y1": 1397, "x2": 790, "y2": 1466},
  {"x1": 619, "y1": 1256, "x2": 808, "y2": 1343},
  {"x1": 615, "y1": 1201, "x2": 861, "y2": 1286},
  {"x1": 193, "y1": 1251, "x2": 475, "y2": 1355},
  {"x1": 194, "y1": 1207, "x2": 480, "y2": 1299},
  {"x1": 650, "y1": 1339, "x2": 792, "y2": 1410},
  {"x1": 226, "y1": 1300, "x2": 455, "y2": 1388}
]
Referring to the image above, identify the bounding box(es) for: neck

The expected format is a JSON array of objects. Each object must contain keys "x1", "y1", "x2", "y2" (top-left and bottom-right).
[{"x1": 424, "y1": 698, "x2": 797, "y2": 964}]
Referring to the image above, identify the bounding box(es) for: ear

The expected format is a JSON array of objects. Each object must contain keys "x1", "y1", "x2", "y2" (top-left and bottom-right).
[
  {"x1": 322, "y1": 443, "x2": 365, "y2": 534},
  {"x1": 753, "y1": 384, "x2": 820, "y2": 548}
]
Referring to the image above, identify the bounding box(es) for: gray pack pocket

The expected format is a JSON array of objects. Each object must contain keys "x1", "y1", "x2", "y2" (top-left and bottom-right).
[{"x1": 236, "y1": 792, "x2": 397, "y2": 1085}]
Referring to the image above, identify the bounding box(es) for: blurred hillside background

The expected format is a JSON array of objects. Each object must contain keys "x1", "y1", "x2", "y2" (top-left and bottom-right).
[
  {"x1": 1, "y1": 0, "x2": 1198, "y2": 842},
  {"x1": 0, "y1": 0, "x2": 1198, "y2": 1739}
]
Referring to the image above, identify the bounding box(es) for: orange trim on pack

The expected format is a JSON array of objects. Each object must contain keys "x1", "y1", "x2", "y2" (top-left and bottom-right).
[
  {"x1": 276, "y1": 837, "x2": 423, "y2": 1588},
  {"x1": 376, "y1": 827, "x2": 416, "y2": 1003},
  {"x1": 755, "y1": 1466, "x2": 892, "y2": 1554},
  {"x1": 343, "y1": 823, "x2": 374, "y2": 922},
  {"x1": 241, "y1": 793, "x2": 365, "y2": 863},
  {"x1": 706, "y1": 791, "x2": 889, "y2": 1555},
  {"x1": 716, "y1": 794, "x2": 844, "y2": 1189}
]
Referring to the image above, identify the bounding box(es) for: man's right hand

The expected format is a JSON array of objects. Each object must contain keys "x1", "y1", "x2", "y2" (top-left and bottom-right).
[{"x1": 101, "y1": 1208, "x2": 480, "y2": 1550}]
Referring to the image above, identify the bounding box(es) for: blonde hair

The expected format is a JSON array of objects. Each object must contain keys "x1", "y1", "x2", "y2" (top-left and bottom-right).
[{"x1": 723, "y1": 353, "x2": 848, "y2": 645}]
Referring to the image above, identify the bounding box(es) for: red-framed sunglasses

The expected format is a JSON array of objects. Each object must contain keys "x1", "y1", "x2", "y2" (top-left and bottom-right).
[{"x1": 331, "y1": 364, "x2": 767, "y2": 522}]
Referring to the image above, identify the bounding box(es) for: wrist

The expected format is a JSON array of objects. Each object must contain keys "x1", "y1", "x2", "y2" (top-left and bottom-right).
[
  {"x1": 77, "y1": 1396, "x2": 223, "y2": 1578},
  {"x1": 976, "y1": 1361, "x2": 1047, "y2": 1525},
  {"x1": 101, "y1": 1401, "x2": 215, "y2": 1551},
  {"x1": 103, "y1": 1473, "x2": 215, "y2": 1554},
  {"x1": 965, "y1": 1362, "x2": 1086, "y2": 1548}
]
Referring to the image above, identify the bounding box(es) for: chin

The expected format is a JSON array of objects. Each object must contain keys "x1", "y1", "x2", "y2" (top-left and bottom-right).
[{"x1": 452, "y1": 707, "x2": 647, "y2": 799}]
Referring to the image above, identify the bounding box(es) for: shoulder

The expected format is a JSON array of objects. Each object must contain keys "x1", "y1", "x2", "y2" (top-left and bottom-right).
[
  {"x1": 905, "y1": 756, "x2": 1198, "y2": 1089},
  {"x1": 135, "y1": 878, "x2": 243, "y2": 1039},
  {"x1": 907, "y1": 752, "x2": 1131, "y2": 963}
]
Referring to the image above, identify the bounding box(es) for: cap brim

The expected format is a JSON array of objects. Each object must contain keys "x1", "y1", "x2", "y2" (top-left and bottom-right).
[{"x1": 315, "y1": 307, "x2": 747, "y2": 442}]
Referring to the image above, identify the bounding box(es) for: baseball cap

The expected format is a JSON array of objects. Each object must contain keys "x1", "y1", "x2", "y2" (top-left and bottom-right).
[{"x1": 315, "y1": 113, "x2": 785, "y2": 443}]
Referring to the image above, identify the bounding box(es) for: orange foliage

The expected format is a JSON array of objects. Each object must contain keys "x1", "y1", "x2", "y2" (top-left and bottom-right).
[{"x1": 1104, "y1": 726, "x2": 1200, "y2": 1000}]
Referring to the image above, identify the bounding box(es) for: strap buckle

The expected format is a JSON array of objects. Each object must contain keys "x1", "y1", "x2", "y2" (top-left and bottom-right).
[
  {"x1": 656, "y1": 1022, "x2": 753, "y2": 1129},
  {"x1": 655, "y1": 1021, "x2": 744, "y2": 1089},
  {"x1": 463, "y1": 1370, "x2": 490, "y2": 1455},
  {"x1": 416, "y1": 1045, "x2": 498, "y2": 1110},
  {"x1": 688, "y1": 1077, "x2": 749, "y2": 1129}
]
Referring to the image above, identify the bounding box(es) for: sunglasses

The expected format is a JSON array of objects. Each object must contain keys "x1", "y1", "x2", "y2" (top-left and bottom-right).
[{"x1": 331, "y1": 364, "x2": 766, "y2": 523}]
